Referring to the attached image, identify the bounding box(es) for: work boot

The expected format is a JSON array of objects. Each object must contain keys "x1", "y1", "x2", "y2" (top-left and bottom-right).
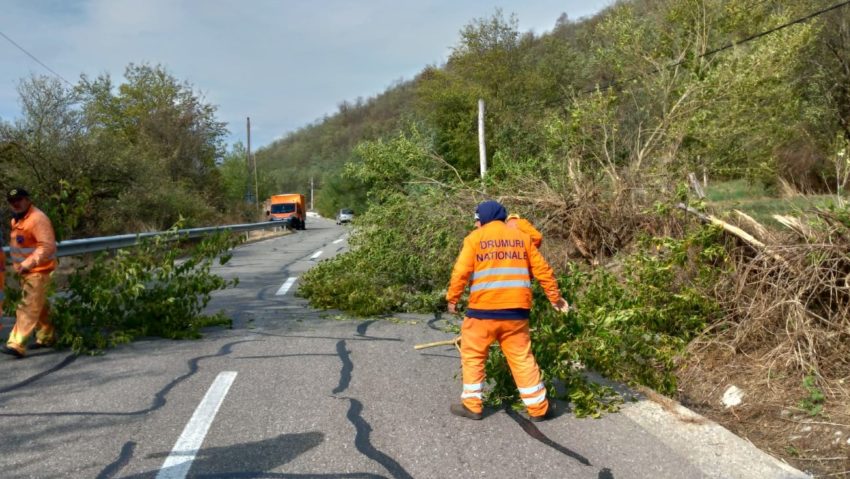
[
  {"x1": 29, "y1": 342, "x2": 53, "y2": 350},
  {"x1": 528, "y1": 401, "x2": 559, "y2": 422},
  {"x1": 450, "y1": 403, "x2": 483, "y2": 420},
  {"x1": 1, "y1": 344, "x2": 24, "y2": 359}
]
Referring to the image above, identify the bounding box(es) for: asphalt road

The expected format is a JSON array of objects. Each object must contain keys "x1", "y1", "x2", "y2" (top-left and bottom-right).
[{"x1": 0, "y1": 216, "x2": 809, "y2": 478}]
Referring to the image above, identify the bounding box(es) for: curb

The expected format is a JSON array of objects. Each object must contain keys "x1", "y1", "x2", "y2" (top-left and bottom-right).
[{"x1": 619, "y1": 386, "x2": 810, "y2": 479}]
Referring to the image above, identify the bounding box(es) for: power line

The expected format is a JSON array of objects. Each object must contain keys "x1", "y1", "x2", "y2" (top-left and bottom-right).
[
  {"x1": 699, "y1": 0, "x2": 848, "y2": 62},
  {"x1": 582, "y1": 0, "x2": 850, "y2": 96},
  {"x1": 0, "y1": 29, "x2": 73, "y2": 86},
  {"x1": 505, "y1": 0, "x2": 849, "y2": 112}
]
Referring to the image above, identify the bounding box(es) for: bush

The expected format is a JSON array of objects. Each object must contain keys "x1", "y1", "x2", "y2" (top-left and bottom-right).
[
  {"x1": 52, "y1": 224, "x2": 240, "y2": 354},
  {"x1": 299, "y1": 131, "x2": 476, "y2": 315},
  {"x1": 299, "y1": 189, "x2": 469, "y2": 315},
  {"x1": 484, "y1": 225, "x2": 724, "y2": 416}
]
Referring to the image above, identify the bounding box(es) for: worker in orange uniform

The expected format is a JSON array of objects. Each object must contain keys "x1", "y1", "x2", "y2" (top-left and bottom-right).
[
  {"x1": 0, "y1": 236, "x2": 5, "y2": 322},
  {"x1": 506, "y1": 213, "x2": 542, "y2": 248},
  {"x1": 447, "y1": 200, "x2": 570, "y2": 421},
  {"x1": 476, "y1": 212, "x2": 543, "y2": 248},
  {"x1": 1, "y1": 188, "x2": 57, "y2": 359}
]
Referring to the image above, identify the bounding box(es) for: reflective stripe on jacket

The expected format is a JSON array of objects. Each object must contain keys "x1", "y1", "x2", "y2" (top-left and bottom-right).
[
  {"x1": 10, "y1": 206, "x2": 57, "y2": 274},
  {"x1": 507, "y1": 217, "x2": 542, "y2": 248},
  {"x1": 447, "y1": 220, "x2": 560, "y2": 313}
]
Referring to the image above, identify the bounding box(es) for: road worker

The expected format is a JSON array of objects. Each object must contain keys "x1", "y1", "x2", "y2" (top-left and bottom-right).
[
  {"x1": 1, "y1": 188, "x2": 57, "y2": 358},
  {"x1": 0, "y1": 236, "x2": 5, "y2": 322},
  {"x1": 446, "y1": 200, "x2": 569, "y2": 421},
  {"x1": 476, "y1": 212, "x2": 543, "y2": 249},
  {"x1": 506, "y1": 213, "x2": 542, "y2": 249}
]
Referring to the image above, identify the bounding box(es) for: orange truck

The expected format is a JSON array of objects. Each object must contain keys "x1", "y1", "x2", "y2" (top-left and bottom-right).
[{"x1": 267, "y1": 193, "x2": 306, "y2": 230}]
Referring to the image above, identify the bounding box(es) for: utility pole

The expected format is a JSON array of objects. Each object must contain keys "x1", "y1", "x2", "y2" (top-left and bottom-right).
[
  {"x1": 247, "y1": 116, "x2": 259, "y2": 211},
  {"x1": 310, "y1": 176, "x2": 314, "y2": 211},
  {"x1": 478, "y1": 99, "x2": 487, "y2": 179},
  {"x1": 246, "y1": 117, "x2": 252, "y2": 203}
]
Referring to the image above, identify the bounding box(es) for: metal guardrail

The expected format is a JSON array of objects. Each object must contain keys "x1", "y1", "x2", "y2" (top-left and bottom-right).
[{"x1": 2, "y1": 221, "x2": 287, "y2": 257}]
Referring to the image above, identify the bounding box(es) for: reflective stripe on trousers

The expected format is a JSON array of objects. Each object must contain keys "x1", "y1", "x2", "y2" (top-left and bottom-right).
[
  {"x1": 459, "y1": 317, "x2": 548, "y2": 417},
  {"x1": 6, "y1": 272, "x2": 53, "y2": 354}
]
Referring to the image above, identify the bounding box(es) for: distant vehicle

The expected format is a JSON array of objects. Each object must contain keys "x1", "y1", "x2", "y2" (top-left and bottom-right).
[
  {"x1": 336, "y1": 208, "x2": 354, "y2": 225},
  {"x1": 267, "y1": 193, "x2": 306, "y2": 230}
]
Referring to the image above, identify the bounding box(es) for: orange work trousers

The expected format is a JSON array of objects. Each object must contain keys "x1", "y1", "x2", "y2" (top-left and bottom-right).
[
  {"x1": 6, "y1": 272, "x2": 54, "y2": 356},
  {"x1": 460, "y1": 317, "x2": 548, "y2": 417}
]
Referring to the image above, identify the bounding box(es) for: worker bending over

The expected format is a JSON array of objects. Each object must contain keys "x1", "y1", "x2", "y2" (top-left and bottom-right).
[{"x1": 447, "y1": 200, "x2": 569, "y2": 420}]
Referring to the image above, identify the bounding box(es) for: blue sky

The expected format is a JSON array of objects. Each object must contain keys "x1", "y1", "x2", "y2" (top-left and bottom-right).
[{"x1": 0, "y1": 0, "x2": 611, "y2": 149}]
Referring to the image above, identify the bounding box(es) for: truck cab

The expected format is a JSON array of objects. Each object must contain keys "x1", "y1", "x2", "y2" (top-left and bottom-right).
[{"x1": 267, "y1": 193, "x2": 306, "y2": 230}]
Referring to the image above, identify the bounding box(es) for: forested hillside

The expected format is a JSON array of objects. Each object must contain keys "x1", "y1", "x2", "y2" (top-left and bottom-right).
[
  {"x1": 257, "y1": 0, "x2": 849, "y2": 218},
  {"x1": 254, "y1": 80, "x2": 417, "y2": 214}
]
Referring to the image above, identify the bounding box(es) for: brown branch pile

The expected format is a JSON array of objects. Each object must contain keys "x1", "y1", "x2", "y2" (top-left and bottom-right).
[
  {"x1": 679, "y1": 207, "x2": 850, "y2": 476},
  {"x1": 497, "y1": 180, "x2": 686, "y2": 271},
  {"x1": 696, "y1": 210, "x2": 850, "y2": 390}
]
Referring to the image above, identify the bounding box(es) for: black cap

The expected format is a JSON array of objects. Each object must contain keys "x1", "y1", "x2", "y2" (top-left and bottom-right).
[{"x1": 7, "y1": 188, "x2": 30, "y2": 202}]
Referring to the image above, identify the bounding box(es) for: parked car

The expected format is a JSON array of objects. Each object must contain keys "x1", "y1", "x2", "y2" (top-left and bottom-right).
[{"x1": 336, "y1": 208, "x2": 354, "y2": 225}]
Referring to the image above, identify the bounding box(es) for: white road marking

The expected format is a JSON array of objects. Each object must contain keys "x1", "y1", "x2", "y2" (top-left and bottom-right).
[
  {"x1": 275, "y1": 277, "x2": 297, "y2": 296},
  {"x1": 332, "y1": 238, "x2": 344, "y2": 244},
  {"x1": 310, "y1": 250, "x2": 323, "y2": 260},
  {"x1": 156, "y1": 371, "x2": 238, "y2": 479}
]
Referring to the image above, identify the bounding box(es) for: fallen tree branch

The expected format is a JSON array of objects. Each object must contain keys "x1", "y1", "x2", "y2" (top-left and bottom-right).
[{"x1": 676, "y1": 203, "x2": 789, "y2": 265}]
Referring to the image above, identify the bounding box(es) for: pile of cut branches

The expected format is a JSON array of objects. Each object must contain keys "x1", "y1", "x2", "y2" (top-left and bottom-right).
[{"x1": 678, "y1": 202, "x2": 850, "y2": 476}]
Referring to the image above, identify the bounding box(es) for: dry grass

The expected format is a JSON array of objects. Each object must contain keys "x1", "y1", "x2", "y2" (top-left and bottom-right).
[
  {"x1": 679, "y1": 206, "x2": 850, "y2": 477},
  {"x1": 496, "y1": 178, "x2": 684, "y2": 272}
]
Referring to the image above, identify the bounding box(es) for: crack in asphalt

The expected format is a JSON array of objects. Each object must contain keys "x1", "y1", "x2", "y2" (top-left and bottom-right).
[
  {"x1": 331, "y1": 329, "x2": 410, "y2": 479},
  {"x1": 354, "y1": 320, "x2": 403, "y2": 342},
  {"x1": 235, "y1": 353, "x2": 339, "y2": 360},
  {"x1": 343, "y1": 397, "x2": 413, "y2": 479},
  {"x1": 252, "y1": 331, "x2": 402, "y2": 343},
  {"x1": 598, "y1": 467, "x2": 615, "y2": 479},
  {"x1": 95, "y1": 441, "x2": 136, "y2": 479},
  {"x1": 426, "y1": 316, "x2": 442, "y2": 331},
  {"x1": 427, "y1": 314, "x2": 460, "y2": 333},
  {"x1": 195, "y1": 473, "x2": 387, "y2": 478},
  {"x1": 333, "y1": 340, "x2": 353, "y2": 394},
  {"x1": 0, "y1": 340, "x2": 254, "y2": 418},
  {"x1": 0, "y1": 353, "x2": 78, "y2": 397},
  {"x1": 355, "y1": 320, "x2": 377, "y2": 336}
]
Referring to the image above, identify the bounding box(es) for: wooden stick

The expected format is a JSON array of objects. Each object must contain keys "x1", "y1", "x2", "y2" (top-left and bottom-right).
[
  {"x1": 676, "y1": 203, "x2": 788, "y2": 265},
  {"x1": 414, "y1": 337, "x2": 461, "y2": 350}
]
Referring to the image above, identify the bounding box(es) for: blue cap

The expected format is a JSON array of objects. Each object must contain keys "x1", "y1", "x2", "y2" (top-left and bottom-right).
[{"x1": 475, "y1": 200, "x2": 507, "y2": 225}]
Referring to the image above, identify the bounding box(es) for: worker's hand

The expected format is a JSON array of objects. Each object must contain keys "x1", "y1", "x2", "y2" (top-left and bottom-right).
[
  {"x1": 447, "y1": 302, "x2": 457, "y2": 315},
  {"x1": 552, "y1": 297, "x2": 571, "y2": 314}
]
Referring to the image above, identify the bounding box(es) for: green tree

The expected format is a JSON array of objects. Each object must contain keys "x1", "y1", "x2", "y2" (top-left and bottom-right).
[{"x1": 219, "y1": 141, "x2": 250, "y2": 203}]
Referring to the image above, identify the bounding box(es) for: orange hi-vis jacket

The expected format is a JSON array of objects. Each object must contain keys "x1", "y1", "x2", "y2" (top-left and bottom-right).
[
  {"x1": 10, "y1": 206, "x2": 57, "y2": 274},
  {"x1": 447, "y1": 220, "x2": 560, "y2": 317},
  {"x1": 507, "y1": 216, "x2": 542, "y2": 248}
]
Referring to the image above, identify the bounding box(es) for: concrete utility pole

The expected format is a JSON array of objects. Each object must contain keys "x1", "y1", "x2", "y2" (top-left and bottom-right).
[
  {"x1": 310, "y1": 176, "x2": 314, "y2": 211},
  {"x1": 246, "y1": 117, "x2": 252, "y2": 203},
  {"x1": 247, "y1": 117, "x2": 259, "y2": 210},
  {"x1": 478, "y1": 99, "x2": 487, "y2": 179}
]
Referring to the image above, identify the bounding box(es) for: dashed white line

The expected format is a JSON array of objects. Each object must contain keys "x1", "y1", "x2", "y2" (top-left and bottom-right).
[
  {"x1": 310, "y1": 250, "x2": 323, "y2": 260},
  {"x1": 275, "y1": 277, "x2": 297, "y2": 296},
  {"x1": 156, "y1": 371, "x2": 237, "y2": 479},
  {"x1": 332, "y1": 238, "x2": 344, "y2": 244}
]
